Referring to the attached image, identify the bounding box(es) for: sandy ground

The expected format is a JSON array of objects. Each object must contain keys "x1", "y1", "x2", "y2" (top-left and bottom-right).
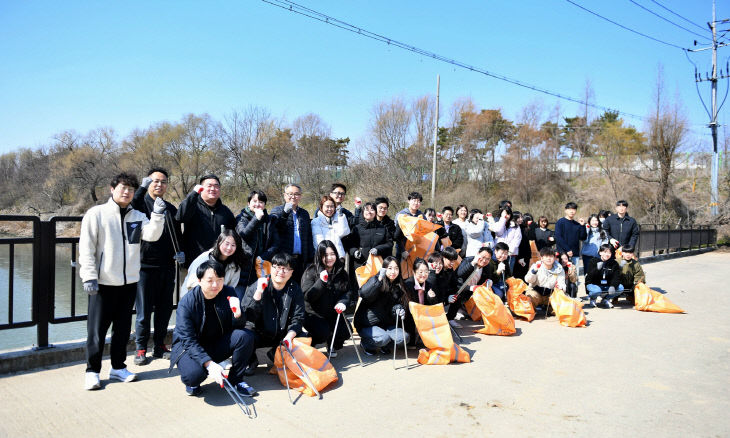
[{"x1": 1, "y1": 251, "x2": 728, "y2": 438}]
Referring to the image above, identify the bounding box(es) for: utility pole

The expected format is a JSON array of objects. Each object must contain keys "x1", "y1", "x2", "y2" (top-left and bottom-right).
[
  {"x1": 690, "y1": 0, "x2": 728, "y2": 216},
  {"x1": 431, "y1": 75, "x2": 440, "y2": 208}
]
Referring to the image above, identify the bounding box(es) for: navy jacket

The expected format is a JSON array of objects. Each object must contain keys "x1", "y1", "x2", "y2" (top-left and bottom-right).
[
  {"x1": 235, "y1": 207, "x2": 280, "y2": 287},
  {"x1": 554, "y1": 218, "x2": 588, "y2": 255},
  {"x1": 269, "y1": 204, "x2": 314, "y2": 263},
  {"x1": 602, "y1": 214, "x2": 640, "y2": 248},
  {"x1": 169, "y1": 285, "x2": 243, "y2": 370},
  {"x1": 241, "y1": 276, "x2": 305, "y2": 343}
]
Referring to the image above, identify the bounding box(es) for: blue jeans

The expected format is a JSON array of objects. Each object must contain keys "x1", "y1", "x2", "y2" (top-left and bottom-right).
[
  {"x1": 586, "y1": 283, "x2": 624, "y2": 300},
  {"x1": 359, "y1": 325, "x2": 410, "y2": 350},
  {"x1": 509, "y1": 255, "x2": 517, "y2": 271}
]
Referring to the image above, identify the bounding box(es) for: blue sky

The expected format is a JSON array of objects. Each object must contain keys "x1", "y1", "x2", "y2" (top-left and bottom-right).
[{"x1": 0, "y1": 1, "x2": 727, "y2": 154}]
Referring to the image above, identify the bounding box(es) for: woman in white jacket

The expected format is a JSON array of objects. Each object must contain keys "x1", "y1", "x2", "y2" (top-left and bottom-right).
[
  {"x1": 464, "y1": 209, "x2": 495, "y2": 257},
  {"x1": 311, "y1": 195, "x2": 350, "y2": 259},
  {"x1": 182, "y1": 229, "x2": 247, "y2": 297},
  {"x1": 451, "y1": 204, "x2": 470, "y2": 251},
  {"x1": 489, "y1": 207, "x2": 522, "y2": 270}
]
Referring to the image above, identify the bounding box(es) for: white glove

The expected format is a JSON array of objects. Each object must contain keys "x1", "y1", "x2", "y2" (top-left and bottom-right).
[
  {"x1": 378, "y1": 268, "x2": 387, "y2": 281},
  {"x1": 448, "y1": 294, "x2": 458, "y2": 304},
  {"x1": 173, "y1": 251, "x2": 185, "y2": 265},
  {"x1": 334, "y1": 303, "x2": 346, "y2": 314},
  {"x1": 609, "y1": 238, "x2": 619, "y2": 248},
  {"x1": 193, "y1": 184, "x2": 204, "y2": 194},
  {"x1": 253, "y1": 277, "x2": 268, "y2": 301},
  {"x1": 283, "y1": 202, "x2": 293, "y2": 213},
  {"x1": 369, "y1": 248, "x2": 378, "y2": 255},
  {"x1": 153, "y1": 197, "x2": 166, "y2": 214},
  {"x1": 206, "y1": 361, "x2": 227, "y2": 387},
  {"x1": 395, "y1": 307, "x2": 406, "y2": 317},
  {"x1": 83, "y1": 280, "x2": 98, "y2": 294},
  {"x1": 427, "y1": 289, "x2": 436, "y2": 299},
  {"x1": 401, "y1": 251, "x2": 409, "y2": 260},
  {"x1": 254, "y1": 208, "x2": 264, "y2": 220},
  {"x1": 320, "y1": 270, "x2": 329, "y2": 282},
  {"x1": 141, "y1": 177, "x2": 153, "y2": 188},
  {"x1": 596, "y1": 261, "x2": 604, "y2": 270},
  {"x1": 496, "y1": 262, "x2": 505, "y2": 274},
  {"x1": 354, "y1": 249, "x2": 362, "y2": 259},
  {"x1": 227, "y1": 296, "x2": 241, "y2": 318}
]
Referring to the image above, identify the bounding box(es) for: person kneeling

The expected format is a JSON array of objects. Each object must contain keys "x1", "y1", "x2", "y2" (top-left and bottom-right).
[
  {"x1": 619, "y1": 245, "x2": 645, "y2": 305},
  {"x1": 242, "y1": 252, "x2": 305, "y2": 374},
  {"x1": 524, "y1": 247, "x2": 566, "y2": 311},
  {"x1": 354, "y1": 256, "x2": 409, "y2": 355},
  {"x1": 169, "y1": 260, "x2": 257, "y2": 397},
  {"x1": 585, "y1": 244, "x2": 624, "y2": 308}
]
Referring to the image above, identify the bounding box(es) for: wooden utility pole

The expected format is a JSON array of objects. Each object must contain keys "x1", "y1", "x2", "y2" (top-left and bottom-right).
[{"x1": 431, "y1": 75, "x2": 440, "y2": 208}]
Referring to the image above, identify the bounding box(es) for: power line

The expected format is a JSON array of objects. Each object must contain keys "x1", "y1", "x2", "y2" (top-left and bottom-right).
[
  {"x1": 628, "y1": 0, "x2": 711, "y2": 42},
  {"x1": 261, "y1": 0, "x2": 646, "y2": 121},
  {"x1": 648, "y1": 0, "x2": 710, "y2": 33},
  {"x1": 564, "y1": 0, "x2": 688, "y2": 50}
]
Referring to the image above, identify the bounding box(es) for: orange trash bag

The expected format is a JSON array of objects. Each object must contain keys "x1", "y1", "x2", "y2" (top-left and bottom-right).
[
  {"x1": 463, "y1": 297, "x2": 482, "y2": 321},
  {"x1": 505, "y1": 278, "x2": 536, "y2": 322},
  {"x1": 548, "y1": 288, "x2": 587, "y2": 327},
  {"x1": 255, "y1": 258, "x2": 271, "y2": 278},
  {"x1": 471, "y1": 285, "x2": 516, "y2": 336},
  {"x1": 633, "y1": 283, "x2": 685, "y2": 314},
  {"x1": 409, "y1": 302, "x2": 470, "y2": 365},
  {"x1": 401, "y1": 231, "x2": 441, "y2": 279},
  {"x1": 272, "y1": 337, "x2": 338, "y2": 397},
  {"x1": 397, "y1": 215, "x2": 442, "y2": 241},
  {"x1": 355, "y1": 254, "x2": 383, "y2": 288},
  {"x1": 529, "y1": 241, "x2": 540, "y2": 266}
]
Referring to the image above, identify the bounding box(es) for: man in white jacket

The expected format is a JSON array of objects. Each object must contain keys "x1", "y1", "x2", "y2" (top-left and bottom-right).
[
  {"x1": 524, "y1": 247, "x2": 566, "y2": 309},
  {"x1": 79, "y1": 172, "x2": 165, "y2": 390}
]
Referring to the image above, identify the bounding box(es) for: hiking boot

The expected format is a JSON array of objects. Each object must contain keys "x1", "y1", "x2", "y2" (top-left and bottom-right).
[
  {"x1": 84, "y1": 372, "x2": 101, "y2": 390},
  {"x1": 185, "y1": 385, "x2": 201, "y2": 396},
  {"x1": 134, "y1": 349, "x2": 148, "y2": 366},
  {"x1": 153, "y1": 345, "x2": 171, "y2": 359},
  {"x1": 109, "y1": 367, "x2": 137, "y2": 383},
  {"x1": 235, "y1": 381, "x2": 259, "y2": 397}
]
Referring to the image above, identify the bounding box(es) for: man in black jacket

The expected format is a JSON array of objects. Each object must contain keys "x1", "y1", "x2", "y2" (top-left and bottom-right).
[
  {"x1": 176, "y1": 174, "x2": 236, "y2": 268},
  {"x1": 602, "y1": 200, "x2": 640, "y2": 249},
  {"x1": 436, "y1": 206, "x2": 464, "y2": 253},
  {"x1": 131, "y1": 168, "x2": 185, "y2": 365},
  {"x1": 169, "y1": 260, "x2": 257, "y2": 397},
  {"x1": 235, "y1": 189, "x2": 280, "y2": 288},
  {"x1": 269, "y1": 184, "x2": 313, "y2": 282},
  {"x1": 242, "y1": 252, "x2": 305, "y2": 374},
  {"x1": 446, "y1": 247, "x2": 497, "y2": 320}
]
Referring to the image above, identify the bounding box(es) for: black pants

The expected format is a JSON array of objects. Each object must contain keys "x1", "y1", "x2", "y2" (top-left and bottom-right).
[
  {"x1": 86, "y1": 283, "x2": 137, "y2": 373},
  {"x1": 135, "y1": 266, "x2": 175, "y2": 350},
  {"x1": 176, "y1": 329, "x2": 255, "y2": 387},
  {"x1": 446, "y1": 290, "x2": 472, "y2": 320},
  {"x1": 304, "y1": 313, "x2": 349, "y2": 349}
]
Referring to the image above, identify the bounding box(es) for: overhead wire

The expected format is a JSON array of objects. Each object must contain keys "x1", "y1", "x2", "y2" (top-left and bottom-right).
[
  {"x1": 628, "y1": 0, "x2": 711, "y2": 42},
  {"x1": 262, "y1": 0, "x2": 646, "y2": 121},
  {"x1": 564, "y1": 0, "x2": 688, "y2": 50},
  {"x1": 648, "y1": 0, "x2": 710, "y2": 33}
]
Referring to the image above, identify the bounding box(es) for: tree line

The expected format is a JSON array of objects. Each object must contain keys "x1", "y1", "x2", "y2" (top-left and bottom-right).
[{"x1": 0, "y1": 77, "x2": 726, "y2": 227}]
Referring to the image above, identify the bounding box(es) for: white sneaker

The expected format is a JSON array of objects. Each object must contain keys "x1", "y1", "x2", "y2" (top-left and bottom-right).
[
  {"x1": 448, "y1": 320, "x2": 462, "y2": 329},
  {"x1": 84, "y1": 372, "x2": 101, "y2": 390},
  {"x1": 455, "y1": 310, "x2": 467, "y2": 320},
  {"x1": 109, "y1": 367, "x2": 137, "y2": 383}
]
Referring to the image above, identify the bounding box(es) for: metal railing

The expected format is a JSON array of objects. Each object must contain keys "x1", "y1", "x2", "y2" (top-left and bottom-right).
[{"x1": 0, "y1": 216, "x2": 719, "y2": 350}]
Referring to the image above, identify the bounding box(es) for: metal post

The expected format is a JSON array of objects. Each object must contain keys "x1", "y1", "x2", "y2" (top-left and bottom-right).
[
  {"x1": 710, "y1": 0, "x2": 719, "y2": 216},
  {"x1": 34, "y1": 220, "x2": 54, "y2": 350},
  {"x1": 430, "y1": 75, "x2": 440, "y2": 208}
]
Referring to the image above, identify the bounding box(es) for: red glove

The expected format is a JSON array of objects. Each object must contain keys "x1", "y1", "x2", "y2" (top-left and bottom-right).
[
  {"x1": 354, "y1": 197, "x2": 362, "y2": 207},
  {"x1": 334, "y1": 303, "x2": 346, "y2": 313},
  {"x1": 469, "y1": 285, "x2": 477, "y2": 292},
  {"x1": 436, "y1": 213, "x2": 443, "y2": 220},
  {"x1": 257, "y1": 277, "x2": 268, "y2": 292},
  {"x1": 566, "y1": 262, "x2": 572, "y2": 268},
  {"x1": 282, "y1": 338, "x2": 292, "y2": 350},
  {"x1": 320, "y1": 270, "x2": 329, "y2": 282},
  {"x1": 536, "y1": 261, "x2": 542, "y2": 269},
  {"x1": 193, "y1": 184, "x2": 204, "y2": 194}
]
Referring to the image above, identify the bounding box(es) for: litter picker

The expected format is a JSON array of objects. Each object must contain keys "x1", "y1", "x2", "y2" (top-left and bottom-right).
[
  {"x1": 392, "y1": 314, "x2": 409, "y2": 370},
  {"x1": 279, "y1": 342, "x2": 322, "y2": 403},
  {"x1": 328, "y1": 312, "x2": 364, "y2": 366},
  {"x1": 221, "y1": 377, "x2": 255, "y2": 419}
]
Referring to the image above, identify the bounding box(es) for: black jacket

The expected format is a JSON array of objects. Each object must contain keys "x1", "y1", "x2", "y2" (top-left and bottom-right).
[
  {"x1": 354, "y1": 275, "x2": 404, "y2": 331},
  {"x1": 169, "y1": 285, "x2": 243, "y2": 370},
  {"x1": 427, "y1": 268, "x2": 457, "y2": 304},
  {"x1": 403, "y1": 276, "x2": 440, "y2": 305},
  {"x1": 269, "y1": 204, "x2": 314, "y2": 262},
  {"x1": 534, "y1": 227, "x2": 554, "y2": 251},
  {"x1": 132, "y1": 187, "x2": 181, "y2": 269},
  {"x1": 300, "y1": 260, "x2": 351, "y2": 320},
  {"x1": 602, "y1": 214, "x2": 640, "y2": 248},
  {"x1": 242, "y1": 276, "x2": 305, "y2": 343},
  {"x1": 176, "y1": 191, "x2": 236, "y2": 268},
  {"x1": 585, "y1": 257, "x2": 622, "y2": 288},
  {"x1": 235, "y1": 207, "x2": 280, "y2": 287},
  {"x1": 435, "y1": 221, "x2": 464, "y2": 253},
  {"x1": 348, "y1": 217, "x2": 394, "y2": 266}
]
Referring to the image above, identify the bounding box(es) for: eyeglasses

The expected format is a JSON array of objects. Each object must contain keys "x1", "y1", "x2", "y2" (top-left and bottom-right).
[
  {"x1": 151, "y1": 179, "x2": 168, "y2": 185},
  {"x1": 331, "y1": 191, "x2": 345, "y2": 196},
  {"x1": 272, "y1": 265, "x2": 293, "y2": 273},
  {"x1": 284, "y1": 192, "x2": 302, "y2": 198}
]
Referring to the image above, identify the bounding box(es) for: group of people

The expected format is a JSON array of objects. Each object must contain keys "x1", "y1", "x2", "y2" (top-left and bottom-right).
[{"x1": 78, "y1": 168, "x2": 645, "y2": 399}]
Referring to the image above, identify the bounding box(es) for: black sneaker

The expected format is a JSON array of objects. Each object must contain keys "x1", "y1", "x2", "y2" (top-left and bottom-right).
[
  {"x1": 153, "y1": 345, "x2": 171, "y2": 359},
  {"x1": 363, "y1": 348, "x2": 376, "y2": 356},
  {"x1": 235, "y1": 381, "x2": 259, "y2": 397},
  {"x1": 185, "y1": 385, "x2": 201, "y2": 396},
  {"x1": 243, "y1": 359, "x2": 258, "y2": 376},
  {"x1": 134, "y1": 350, "x2": 148, "y2": 366},
  {"x1": 379, "y1": 346, "x2": 391, "y2": 354}
]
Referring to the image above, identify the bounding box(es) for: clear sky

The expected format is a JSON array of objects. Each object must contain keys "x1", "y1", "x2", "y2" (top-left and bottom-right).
[{"x1": 0, "y1": 1, "x2": 727, "y2": 155}]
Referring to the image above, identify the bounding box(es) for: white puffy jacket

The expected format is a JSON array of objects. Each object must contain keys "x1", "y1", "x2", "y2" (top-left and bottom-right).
[
  {"x1": 79, "y1": 197, "x2": 164, "y2": 286},
  {"x1": 311, "y1": 211, "x2": 350, "y2": 258}
]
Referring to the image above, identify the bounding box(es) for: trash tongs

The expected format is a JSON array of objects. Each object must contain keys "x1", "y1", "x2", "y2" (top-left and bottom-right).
[{"x1": 221, "y1": 377, "x2": 256, "y2": 419}]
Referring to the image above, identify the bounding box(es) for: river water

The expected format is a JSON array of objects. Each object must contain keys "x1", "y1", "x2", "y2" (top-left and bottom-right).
[{"x1": 0, "y1": 244, "x2": 180, "y2": 351}]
